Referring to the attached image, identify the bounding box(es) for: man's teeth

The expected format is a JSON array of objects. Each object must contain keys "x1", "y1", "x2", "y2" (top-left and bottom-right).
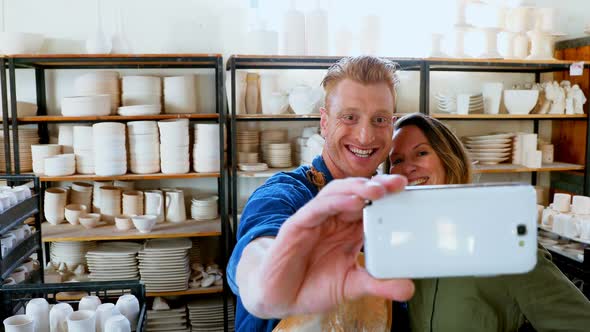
[
  {"x1": 409, "y1": 178, "x2": 427, "y2": 186},
  {"x1": 349, "y1": 147, "x2": 373, "y2": 158}
]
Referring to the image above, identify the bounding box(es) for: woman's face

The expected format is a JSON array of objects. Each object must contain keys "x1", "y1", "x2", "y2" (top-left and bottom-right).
[{"x1": 389, "y1": 125, "x2": 447, "y2": 185}]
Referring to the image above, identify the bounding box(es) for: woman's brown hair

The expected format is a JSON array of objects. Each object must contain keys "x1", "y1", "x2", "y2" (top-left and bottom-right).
[{"x1": 393, "y1": 113, "x2": 472, "y2": 184}]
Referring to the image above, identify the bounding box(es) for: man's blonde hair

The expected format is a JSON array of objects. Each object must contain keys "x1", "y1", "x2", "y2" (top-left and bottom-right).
[{"x1": 321, "y1": 56, "x2": 400, "y2": 108}]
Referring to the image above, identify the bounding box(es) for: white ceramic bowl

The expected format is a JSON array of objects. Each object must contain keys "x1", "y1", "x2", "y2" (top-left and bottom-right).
[
  {"x1": 61, "y1": 95, "x2": 110, "y2": 116},
  {"x1": 79, "y1": 213, "x2": 101, "y2": 229},
  {"x1": 115, "y1": 215, "x2": 134, "y2": 231},
  {"x1": 118, "y1": 104, "x2": 161, "y2": 116},
  {"x1": 131, "y1": 215, "x2": 157, "y2": 233},
  {"x1": 503, "y1": 90, "x2": 539, "y2": 115},
  {"x1": 65, "y1": 204, "x2": 87, "y2": 225},
  {"x1": 0, "y1": 32, "x2": 44, "y2": 54}
]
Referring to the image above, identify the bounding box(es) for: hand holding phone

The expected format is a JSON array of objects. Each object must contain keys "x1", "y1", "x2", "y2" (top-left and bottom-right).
[{"x1": 363, "y1": 183, "x2": 537, "y2": 279}]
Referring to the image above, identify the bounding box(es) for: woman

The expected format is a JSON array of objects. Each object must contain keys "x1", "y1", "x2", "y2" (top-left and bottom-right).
[{"x1": 389, "y1": 113, "x2": 590, "y2": 331}]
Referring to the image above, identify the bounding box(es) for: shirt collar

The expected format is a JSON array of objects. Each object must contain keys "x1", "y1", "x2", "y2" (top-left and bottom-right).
[{"x1": 311, "y1": 155, "x2": 334, "y2": 184}]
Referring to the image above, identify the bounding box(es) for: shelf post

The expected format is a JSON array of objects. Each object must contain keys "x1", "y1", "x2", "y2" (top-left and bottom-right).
[
  {"x1": 1, "y1": 58, "x2": 12, "y2": 174},
  {"x1": 8, "y1": 58, "x2": 19, "y2": 174},
  {"x1": 420, "y1": 61, "x2": 430, "y2": 115},
  {"x1": 35, "y1": 68, "x2": 49, "y2": 144}
]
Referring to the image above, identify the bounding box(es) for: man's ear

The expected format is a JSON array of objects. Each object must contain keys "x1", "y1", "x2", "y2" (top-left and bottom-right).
[{"x1": 320, "y1": 107, "x2": 328, "y2": 138}]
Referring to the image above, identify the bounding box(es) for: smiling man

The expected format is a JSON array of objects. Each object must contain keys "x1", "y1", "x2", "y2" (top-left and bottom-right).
[{"x1": 226, "y1": 56, "x2": 415, "y2": 331}]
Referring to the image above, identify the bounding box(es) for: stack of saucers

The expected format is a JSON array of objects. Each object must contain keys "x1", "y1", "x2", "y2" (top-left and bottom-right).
[
  {"x1": 188, "y1": 297, "x2": 235, "y2": 332},
  {"x1": 237, "y1": 130, "x2": 259, "y2": 161},
  {"x1": 50, "y1": 241, "x2": 97, "y2": 270},
  {"x1": 73, "y1": 126, "x2": 94, "y2": 174},
  {"x1": 127, "y1": 121, "x2": 160, "y2": 174},
  {"x1": 237, "y1": 163, "x2": 268, "y2": 172},
  {"x1": 0, "y1": 128, "x2": 39, "y2": 172},
  {"x1": 191, "y1": 195, "x2": 218, "y2": 221},
  {"x1": 158, "y1": 119, "x2": 189, "y2": 174},
  {"x1": 266, "y1": 143, "x2": 292, "y2": 168},
  {"x1": 74, "y1": 71, "x2": 120, "y2": 114},
  {"x1": 147, "y1": 307, "x2": 189, "y2": 332},
  {"x1": 138, "y1": 238, "x2": 192, "y2": 292},
  {"x1": 86, "y1": 242, "x2": 141, "y2": 281},
  {"x1": 260, "y1": 129, "x2": 288, "y2": 163},
  {"x1": 463, "y1": 133, "x2": 514, "y2": 165},
  {"x1": 164, "y1": 75, "x2": 197, "y2": 114},
  {"x1": 93, "y1": 122, "x2": 127, "y2": 176},
  {"x1": 193, "y1": 124, "x2": 220, "y2": 173},
  {"x1": 122, "y1": 75, "x2": 162, "y2": 107}
]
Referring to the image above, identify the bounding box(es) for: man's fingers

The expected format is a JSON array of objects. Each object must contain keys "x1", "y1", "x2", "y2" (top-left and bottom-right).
[
  {"x1": 344, "y1": 268, "x2": 415, "y2": 302},
  {"x1": 370, "y1": 174, "x2": 407, "y2": 193},
  {"x1": 317, "y1": 177, "x2": 389, "y2": 201},
  {"x1": 286, "y1": 194, "x2": 366, "y2": 229}
]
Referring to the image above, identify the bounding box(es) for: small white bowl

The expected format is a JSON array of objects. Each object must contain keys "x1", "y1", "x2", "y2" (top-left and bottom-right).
[
  {"x1": 131, "y1": 215, "x2": 157, "y2": 233},
  {"x1": 61, "y1": 95, "x2": 110, "y2": 116},
  {"x1": 64, "y1": 204, "x2": 87, "y2": 225},
  {"x1": 504, "y1": 90, "x2": 539, "y2": 115},
  {"x1": 115, "y1": 215, "x2": 134, "y2": 231},
  {"x1": 79, "y1": 213, "x2": 101, "y2": 229}
]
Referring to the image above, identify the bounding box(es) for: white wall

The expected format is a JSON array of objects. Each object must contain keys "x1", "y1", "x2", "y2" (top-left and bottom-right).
[{"x1": 2, "y1": 0, "x2": 587, "y2": 208}]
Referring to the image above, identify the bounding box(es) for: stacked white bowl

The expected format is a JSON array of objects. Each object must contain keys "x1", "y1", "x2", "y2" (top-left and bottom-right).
[
  {"x1": 73, "y1": 125, "x2": 94, "y2": 174},
  {"x1": 93, "y1": 122, "x2": 127, "y2": 176},
  {"x1": 260, "y1": 129, "x2": 288, "y2": 163},
  {"x1": 193, "y1": 124, "x2": 220, "y2": 173},
  {"x1": 44, "y1": 154, "x2": 75, "y2": 176},
  {"x1": 74, "y1": 71, "x2": 120, "y2": 114},
  {"x1": 57, "y1": 124, "x2": 74, "y2": 153},
  {"x1": 30, "y1": 144, "x2": 61, "y2": 174},
  {"x1": 164, "y1": 75, "x2": 197, "y2": 114},
  {"x1": 158, "y1": 119, "x2": 189, "y2": 174},
  {"x1": 122, "y1": 76, "x2": 162, "y2": 107},
  {"x1": 0, "y1": 128, "x2": 39, "y2": 172},
  {"x1": 191, "y1": 195, "x2": 218, "y2": 221},
  {"x1": 127, "y1": 121, "x2": 160, "y2": 174},
  {"x1": 61, "y1": 95, "x2": 110, "y2": 116},
  {"x1": 266, "y1": 143, "x2": 292, "y2": 168}
]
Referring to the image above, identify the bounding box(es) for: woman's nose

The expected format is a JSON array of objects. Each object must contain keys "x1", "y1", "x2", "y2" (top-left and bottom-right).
[{"x1": 401, "y1": 161, "x2": 417, "y2": 176}]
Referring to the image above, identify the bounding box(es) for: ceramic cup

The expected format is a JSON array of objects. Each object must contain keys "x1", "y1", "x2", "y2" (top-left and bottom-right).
[
  {"x1": 122, "y1": 191, "x2": 143, "y2": 217},
  {"x1": 103, "y1": 315, "x2": 131, "y2": 332},
  {"x1": 49, "y1": 303, "x2": 73, "y2": 332},
  {"x1": 553, "y1": 193, "x2": 571, "y2": 213},
  {"x1": 3, "y1": 315, "x2": 34, "y2": 332},
  {"x1": 25, "y1": 298, "x2": 49, "y2": 332},
  {"x1": 79, "y1": 295, "x2": 102, "y2": 311},
  {"x1": 115, "y1": 295, "x2": 139, "y2": 331},
  {"x1": 96, "y1": 303, "x2": 120, "y2": 332},
  {"x1": 66, "y1": 310, "x2": 96, "y2": 332},
  {"x1": 44, "y1": 188, "x2": 67, "y2": 225},
  {"x1": 1, "y1": 233, "x2": 16, "y2": 258},
  {"x1": 579, "y1": 216, "x2": 590, "y2": 240},
  {"x1": 572, "y1": 196, "x2": 590, "y2": 215}
]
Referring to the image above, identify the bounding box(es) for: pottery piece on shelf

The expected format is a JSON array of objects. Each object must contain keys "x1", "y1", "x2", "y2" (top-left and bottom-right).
[
  {"x1": 282, "y1": 0, "x2": 305, "y2": 55},
  {"x1": 305, "y1": 0, "x2": 329, "y2": 55}
]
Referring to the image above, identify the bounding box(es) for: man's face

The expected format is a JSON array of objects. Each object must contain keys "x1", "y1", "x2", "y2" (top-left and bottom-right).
[{"x1": 320, "y1": 79, "x2": 395, "y2": 179}]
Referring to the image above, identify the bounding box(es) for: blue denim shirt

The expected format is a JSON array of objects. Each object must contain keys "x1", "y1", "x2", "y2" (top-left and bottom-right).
[{"x1": 226, "y1": 155, "x2": 334, "y2": 331}]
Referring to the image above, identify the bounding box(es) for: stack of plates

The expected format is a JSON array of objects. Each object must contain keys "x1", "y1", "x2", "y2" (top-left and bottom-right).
[
  {"x1": 237, "y1": 130, "x2": 259, "y2": 155},
  {"x1": 193, "y1": 124, "x2": 221, "y2": 173},
  {"x1": 147, "y1": 307, "x2": 189, "y2": 332},
  {"x1": 86, "y1": 242, "x2": 140, "y2": 281},
  {"x1": 74, "y1": 71, "x2": 120, "y2": 114},
  {"x1": 266, "y1": 143, "x2": 292, "y2": 168},
  {"x1": 191, "y1": 195, "x2": 218, "y2": 221},
  {"x1": 138, "y1": 238, "x2": 192, "y2": 292},
  {"x1": 463, "y1": 133, "x2": 514, "y2": 165},
  {"x1": 73, "y1": 126, "x2": 94, "y2": 174},
  {"x1": 158, "y1": 119, "x2": 189, "y2": 174},
  {"x1": 118, "y1": 104, "x2": 161, "y2": 116},
  {"x1": 260, "y1": 129, "x2": 288, "y2": 163},
  {"x1": 238, "y1": 163, "x2": 268, "y2": 172},
  {"x1": 93, "y1": 122, "x2": 127, "y2": 176},
  {"x1": 50, "y1": 241, "x2": 97, "y2": 270},
  {"x1": 189, "y1": 238, "x2": 202, "y2": 265},
  {"x1": 127, "y1": 121, "x2": 160, "y2": 174},
  {"x1": 188, "y1": 297, "x2": 235, "y2": 332},
  {"x1": 0, "y1": 128, "x2": 39, "y2": 172}
]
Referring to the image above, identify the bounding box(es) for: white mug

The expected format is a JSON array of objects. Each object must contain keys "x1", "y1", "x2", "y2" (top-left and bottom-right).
[
  {"x1": 1, "y1": 233, "x2": 16, "y2": 258},
  {"x1": 96, "y1": 303, "x2": 120, "y2": 332},
  {"x1": 79, "y1": 295, "x2": 102, "y2": 311},
  {"x1": 49, "y1": 303, "x2": 73, "y2": 332},
  {"x1": 66, "y1": 310, "x2": 96, "y2": 332},
  {"x1": 104, "y1": 315, "x2": 131, "y2": 332},
  {"x1": 578, "y1": 216, "x2": 590, "y2": 240},
  {"x1": 115, "y1": 295, "x2": 139, "y2": 331},
  {"x1": 3, "y1": 315, "x2": 35, "y2": 332},
  {"x1": 25, "y1": 298, "x2": 49, "y2": 332}
]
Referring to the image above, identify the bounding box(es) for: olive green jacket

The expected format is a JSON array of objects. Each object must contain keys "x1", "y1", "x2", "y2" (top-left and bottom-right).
[{"x1": 409, "y1": 248, "x2": 590, "y2": 332}]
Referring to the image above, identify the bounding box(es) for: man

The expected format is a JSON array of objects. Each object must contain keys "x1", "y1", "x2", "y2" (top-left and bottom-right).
[{"x1": 227, "y1": 56, "x2": 415, "y2": 331}]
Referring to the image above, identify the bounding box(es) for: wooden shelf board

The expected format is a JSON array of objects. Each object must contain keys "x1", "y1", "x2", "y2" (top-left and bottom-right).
[
  {"x1": 237, "y1": 167, "x2": 297, "y2": 178},
  {"x1": 433, "y1": 113, "x2": 587, "y2": 120},
  {"x1": 473, "y1": 162, "x2": 584, "y2": 174},
  {"x1": 146, "y1": 286, "x2": 223, "y2": 297},
  {"x1": 235, "y1": 114, "x2": 320, "y2": 120},
  {"x1": 42, "y1": 219, "x2": 221, "y2": 242},
  {"x1": 38, "y1": 172, "x2": 220, "y2": 182},
  {"x1": 10, "y1": 54, "x2": 223, "y2": 67},
  {"x1": 15, "y1": 114, "x2": 219, "y2": 123}
]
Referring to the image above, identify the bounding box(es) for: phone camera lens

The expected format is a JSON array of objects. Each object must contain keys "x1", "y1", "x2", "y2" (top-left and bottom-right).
[{"x1": 517, "y1": 224, "x2": 527, "y2": 236}]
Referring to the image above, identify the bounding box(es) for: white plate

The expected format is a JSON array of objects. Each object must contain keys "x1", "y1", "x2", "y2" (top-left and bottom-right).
[
  {"x1": 465, "y1": 143, "x2": 511, "y2": 149},
  {"x1": 118, "y1": 104, "x2": 161, "y2": 116},
  {"x1": 464, "y1": 138, "x2": 512, "y2": 144},
  {"x1": 467, "y1": 147, "x2": 511, "y2": 153},
  {"x1": 469, "y1": 152, "x2": 511, "y2": 158},
  {"x1": 143, "y1": 238, "x2": 192, "y2": 251},
  {"x1": 465, "y1": 133, "x2": 514, "y2": 140},
  {"x1": 472, "y1": 157, "x2": 510, "y2": 164}
]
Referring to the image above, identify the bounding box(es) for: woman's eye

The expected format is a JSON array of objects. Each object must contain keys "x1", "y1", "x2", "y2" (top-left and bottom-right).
[{"x1": 418, "y1": 150, "x2": 428, "y2": 156}]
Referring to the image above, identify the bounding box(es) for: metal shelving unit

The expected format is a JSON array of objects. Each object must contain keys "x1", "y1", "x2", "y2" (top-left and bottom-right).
[{"x1": 1, "y1": 54, "x2": 230, "y2": 331}]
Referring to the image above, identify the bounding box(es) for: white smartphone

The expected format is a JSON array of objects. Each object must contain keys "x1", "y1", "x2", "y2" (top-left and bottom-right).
[{"x1": 363, "y1": 183, "x2": 538, "y2": 279}]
